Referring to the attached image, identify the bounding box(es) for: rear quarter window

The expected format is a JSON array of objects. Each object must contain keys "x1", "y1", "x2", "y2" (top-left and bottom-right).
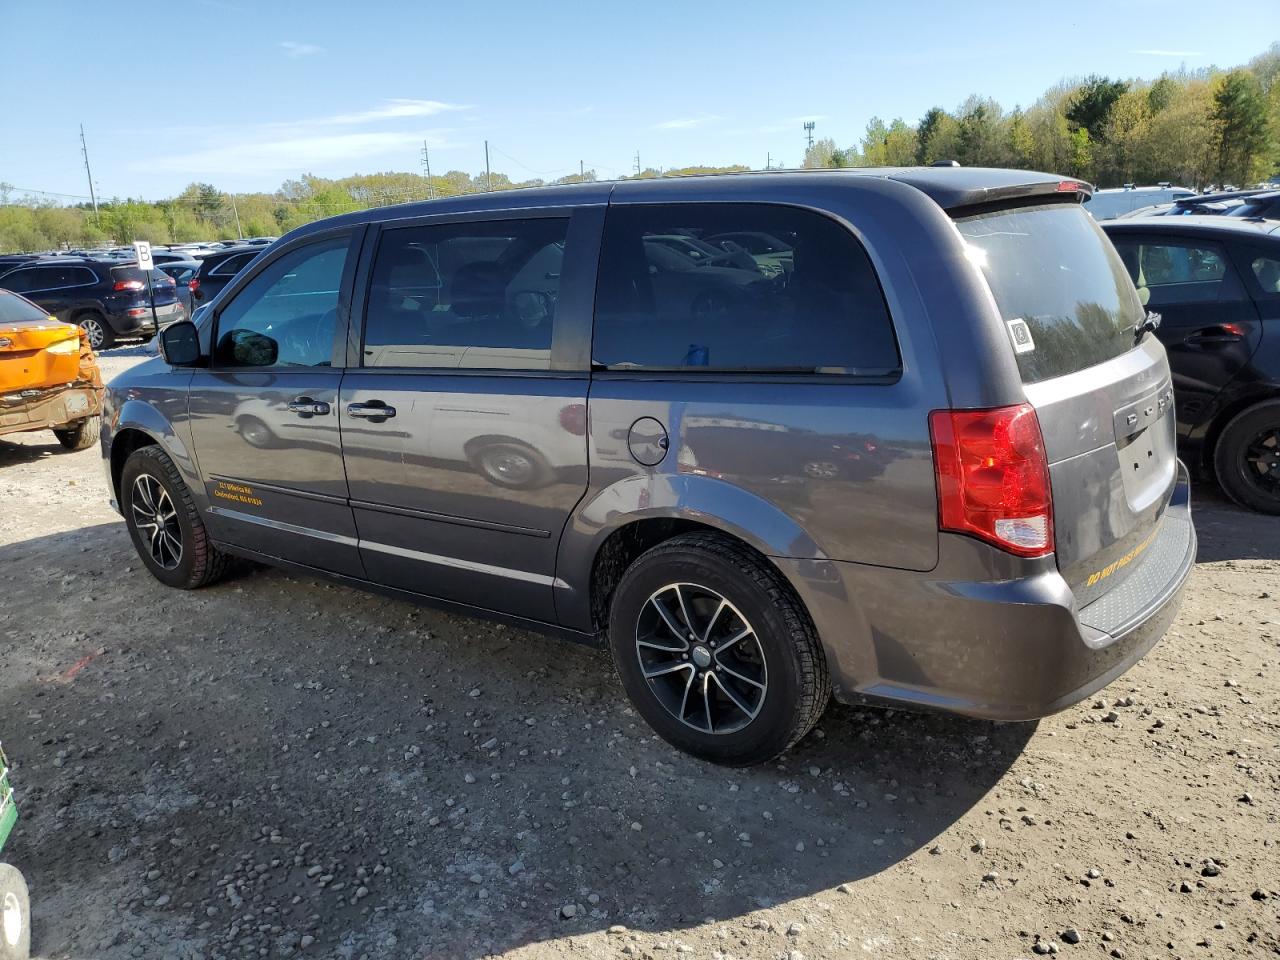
[
  {"x1": 956, "y1": 204, "x2": 1144, "y2": 384},
  {"x1": 0, "y1": 290, "x2": 49, "y2": 323},
  {"x1": 592, "y1": 202, "x2": 899, "y2": 374}
]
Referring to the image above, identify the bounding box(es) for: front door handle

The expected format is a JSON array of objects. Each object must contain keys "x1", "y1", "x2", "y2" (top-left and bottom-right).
[
  {"x1": 1185, "y1": 325, "x2": 1245, "y2": 346},
  {"x1": 347, "y1": 400, "x2": 397, "y2": 420},
  {"x1": 287, "y1": 397, "x2": 330, "y2": 416}
]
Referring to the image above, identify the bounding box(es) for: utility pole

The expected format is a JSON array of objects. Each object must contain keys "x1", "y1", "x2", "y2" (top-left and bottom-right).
[
  {"x1": 420, "y1": 141, "x2": 436, "y2": 198},
  {"x1": 230, "y1": 194, "x2": 243, "y2": 239},
  {"x1": 484, "y1": 140, "x2": 492, "y2": 192},
  {"x1": 579, "y1": 160, "x2": 584, "y2": 179},
  {"x1": 634, "y1": 151, "x2": 641, "y2": 176},
  {"x1": 79, "y1": 124, "x2": 99, "y2": 220},
  {"x1": 766, "y1": 152, "x2": 771, "y2": 170},
  {"x1": 803, "y1": 121, "x2": 816, "y2": 150}
]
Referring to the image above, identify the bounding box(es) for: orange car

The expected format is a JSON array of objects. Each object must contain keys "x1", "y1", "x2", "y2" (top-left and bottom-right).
[{"x1": 0, "y1": 288, "x2": 104, "y2": 451}]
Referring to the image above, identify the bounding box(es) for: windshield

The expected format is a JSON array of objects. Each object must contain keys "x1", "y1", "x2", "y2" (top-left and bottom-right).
[{"x1": 956, "y1": 203, "x2": 1144, "y2": 384}]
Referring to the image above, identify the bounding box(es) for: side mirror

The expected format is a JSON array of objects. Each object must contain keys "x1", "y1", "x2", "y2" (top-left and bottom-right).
[{"x1": 158, "y1": 320, "x2": 202, "y2": 366}]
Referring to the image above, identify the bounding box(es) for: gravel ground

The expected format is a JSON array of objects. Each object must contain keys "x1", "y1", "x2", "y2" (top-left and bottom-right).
[{"x1": 0, "y1": 347, "x2": 1277, "y2": 960}]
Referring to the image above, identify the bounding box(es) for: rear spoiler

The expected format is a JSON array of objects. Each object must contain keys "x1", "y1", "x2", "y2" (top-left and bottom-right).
[{"x1": 943, "y1": 179, "x2": 1093, "y2": 217}]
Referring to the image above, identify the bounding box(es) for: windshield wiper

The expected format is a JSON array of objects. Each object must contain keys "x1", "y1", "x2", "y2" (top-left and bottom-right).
[{"x1": 1135, "y1": 310, "x2": 1162, "y2": 344}]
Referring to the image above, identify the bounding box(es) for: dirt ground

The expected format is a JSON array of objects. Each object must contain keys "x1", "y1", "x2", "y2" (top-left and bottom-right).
[{"x1": 0, "y1": 347, "x2": 1277, "y2": 960}]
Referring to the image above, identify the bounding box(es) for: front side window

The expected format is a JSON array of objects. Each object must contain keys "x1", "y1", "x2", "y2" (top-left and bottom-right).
[
  {"x1": 362, "y1": 217, "x2": 569, "y2": 370},
  {"x1": 214, "y1": 236, "x2": 349, "y2": 368},
  {"x1": 592, "y1": 203, "x2": 898, "y2": 374},
  {"x1": 1109, "y1": 239, "x2": 1238, "y2": 306}
]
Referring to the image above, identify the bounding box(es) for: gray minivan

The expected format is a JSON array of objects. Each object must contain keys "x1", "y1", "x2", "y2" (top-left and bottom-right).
[{"x1": 101, "y1": 168, "x2": 1196, "y2": 765}]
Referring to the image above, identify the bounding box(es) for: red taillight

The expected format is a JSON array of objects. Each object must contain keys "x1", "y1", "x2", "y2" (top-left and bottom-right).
[
  {"x1": 126, "y1": 307, "x2": 148, "y2": 317},
  {"x1": 113, "y1": 280, "x2": 144, "y2": 291},
  {"x1": 559, "y1": 403, "x2": 587, "y2": 436},
  {"x1": 1057, "y1": 180, "x2": 1084, "y2": 192},
  {"x1": 929, "y1": 403, "x2": 1054, "y2": 558}
]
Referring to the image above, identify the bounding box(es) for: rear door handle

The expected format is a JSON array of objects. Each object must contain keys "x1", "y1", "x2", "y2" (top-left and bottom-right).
[
  {"x1": 287, "y1": 397, "x2": 330, "y2": 416},
  {"x1": 347, "y1": 400, "x2": 397, "y2": 420}
]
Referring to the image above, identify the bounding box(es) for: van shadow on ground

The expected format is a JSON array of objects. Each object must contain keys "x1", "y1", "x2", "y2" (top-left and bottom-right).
[{"x1": 0, "y1": 521, "x2": 1040, "y2": 958}]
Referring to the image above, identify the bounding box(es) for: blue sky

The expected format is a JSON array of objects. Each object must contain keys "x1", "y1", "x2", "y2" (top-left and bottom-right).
[{"x1": 2, "y1": 0, "x2": 1275, "y2": 201}]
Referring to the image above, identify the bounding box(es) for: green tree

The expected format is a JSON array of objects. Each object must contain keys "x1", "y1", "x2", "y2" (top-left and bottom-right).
[
  {"x1": 1212, "y1": 70, "x2": 1271, "y2": 186},
  {"x1": 1066, "y1": 75, "x2": 1129, "y2": 140}
]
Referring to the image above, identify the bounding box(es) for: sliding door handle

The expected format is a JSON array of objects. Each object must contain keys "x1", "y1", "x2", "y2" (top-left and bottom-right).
[{"x1": 347, "y1": 401, "x2": 397, "y2": 420}]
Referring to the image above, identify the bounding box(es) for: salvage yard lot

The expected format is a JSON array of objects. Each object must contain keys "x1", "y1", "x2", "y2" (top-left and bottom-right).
[{"x1": 0, "y1": 350, "x2": 1277, "y2": 960}]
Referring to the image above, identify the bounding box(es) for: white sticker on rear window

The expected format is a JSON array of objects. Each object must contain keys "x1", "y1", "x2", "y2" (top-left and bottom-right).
[{"x1": 1006, "y1": 318, "x2": 1036, "y2": 354}]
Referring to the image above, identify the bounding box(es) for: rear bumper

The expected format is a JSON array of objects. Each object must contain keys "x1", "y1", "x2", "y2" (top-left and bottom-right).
[
  {"x1": 108, "y1": 301, "x2": 183, "y2": 335},
  {"x1": 778, "y1": 462, "x2": 1196, "y2": 722},
  {"x1": 0, "y1": 383, "x2": 103, "y2": 436}
]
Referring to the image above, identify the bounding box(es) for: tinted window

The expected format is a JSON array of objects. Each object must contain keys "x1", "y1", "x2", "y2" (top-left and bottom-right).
[
  {"x1": 0, "y1": 268, "x2": 36, "y2": 293},
  {"x1": 592, "y1": 203, "x2": 897, "y2": 373},
  {"x1": 956, "y1": 204, "x2": 1142, "y2": 383},
  {"x1": 0, "y1": 290, "x2": 48, "y2": 323},
  {"x1": 214, "y1": 237, "x2": 348, "y2": 368},
  {"x1": 15, "y1": 265, "x2": 96, "y2": 290},
  {"x1": 1109, "y1": 239, "x2": 1237, "y2": 306},
  {"x1": 362, "y1": 217, "x2": 569, "y2": 370},
  {"x1": 210, "y1": 253, "x2": 256, "y2": 277},
  {"x1": 1249, "y1": 254, "x2": 1280, "y2": 294}
]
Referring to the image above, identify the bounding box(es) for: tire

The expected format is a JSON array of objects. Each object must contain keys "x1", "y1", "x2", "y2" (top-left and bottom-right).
[
  {"x1": 0, "y1": 863, "x2": 30, "y2": 960},
  {"x1": 1213, "y1": 400, "x2": 1280, "y2": 515},
  {"x1": 52, "y1": 415, "x2": 101, "y2": 452},
  {"x1": 75, "y1": 312, "x2": 113, "y2": 351},
  {"x1": 121, "y1": 445, "x2": 232, "y2": 589},
  {"x1": 607, "y1": 532, "x2": 830, "y2": 765}
]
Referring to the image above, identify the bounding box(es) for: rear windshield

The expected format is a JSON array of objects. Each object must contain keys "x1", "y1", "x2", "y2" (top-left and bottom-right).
[
  {"x1": 0, "y1": 289, "x2": 49, "y2": 324},
  {"x1": 956, "y1": 203, "x2": 1143, "y2": 384}
]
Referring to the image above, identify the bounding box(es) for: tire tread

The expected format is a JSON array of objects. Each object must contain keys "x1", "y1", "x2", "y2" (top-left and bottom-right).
[
  {"x1": 614, "y1": 531, "x2": 830, "y2": 762},
  {"x1": 130, "y1": 445, "x2": 233, "y2": 588}
]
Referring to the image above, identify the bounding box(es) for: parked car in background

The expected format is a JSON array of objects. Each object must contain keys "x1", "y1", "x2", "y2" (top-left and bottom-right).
[
  {"x1": 1086, "y1": 184, "x2": 1197, "y2": 220},
  {"x1": 0, "y1": 288, "x2": 103, "y2": 450},
  {"x1": 0, "y1": 257, "x2": 185, "y2": 349},
  {"x1": 104, "y1": 168, "x2": 1194, "y2": 765},
  {"x1": 150, "y1": 249, "x2": 201, "y2": 266},
  {"x1": 191, "y1": 245, "x2": 261, "y2": 305},
  {"x1": 157, "y1": 259, "x2": 201, "y2": 315},
  {"x1": 1102, "y1": 216, "x2": 1280, "y2": 513},
  {"x1": 1225, "y1": 190, "x2": 1280, "y2": 220},
  {"x1": 0, "y1": 254, "x2": 38, "y2": 274}
]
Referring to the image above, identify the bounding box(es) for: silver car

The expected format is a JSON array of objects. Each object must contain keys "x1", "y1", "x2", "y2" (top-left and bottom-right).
[{"x1": 101, "y1": 169, "x2": 1195, "y2": 765}]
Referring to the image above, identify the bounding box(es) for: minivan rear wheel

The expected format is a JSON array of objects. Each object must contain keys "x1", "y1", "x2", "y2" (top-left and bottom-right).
[
  {"x1": 608, "y1": 533, "x2": 829, "y2": 765},
  {"x1": 1214, "y1": 400, "x2": 1280, "y2": 515},
  {"x1": 121, "y1": 445, "x2": 233, "y2": 589}
]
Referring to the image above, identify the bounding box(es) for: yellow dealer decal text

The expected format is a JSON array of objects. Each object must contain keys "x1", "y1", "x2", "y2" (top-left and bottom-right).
[{"x1": 213, "y1": 481, "x2": 263, "y2": 507}]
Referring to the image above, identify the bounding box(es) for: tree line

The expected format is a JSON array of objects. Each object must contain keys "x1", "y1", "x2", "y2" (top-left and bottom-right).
[
  {"x1": 805, "y1": 46, "x2": 1278, "y2": 188},
  {"x1": 1, "y1": 44, "x2": 1276, "y2": 254}
]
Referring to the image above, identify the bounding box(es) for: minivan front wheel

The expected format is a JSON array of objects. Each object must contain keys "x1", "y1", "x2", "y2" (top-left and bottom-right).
[
  {"x1": 608, "y1": 533, "x2": 829, "y2": 765},
  {"x1": 1214, "y1": 401, "x2": 1280, "y2": 515},
  {"x1": 121, "y1": 445, "x2": 232, "y2": 589}
]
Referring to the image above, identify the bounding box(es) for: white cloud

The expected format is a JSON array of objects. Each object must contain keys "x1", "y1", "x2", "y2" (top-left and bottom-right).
[
  {"x1": 279, "y1": 40, "x2": 325, "y2": 59},
  {"x1": 655, "y1": 115, "x2": 719, "y2": 130},
  {"x1": 144, "y1": 131, "x2": 456, "y2": 176},
  {"x1": 317, "y1": 99, "x2": 469, "y2": 126},
  {"x1": 1131, "y1": 48, "x2": 1202, "y2": 57}
]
